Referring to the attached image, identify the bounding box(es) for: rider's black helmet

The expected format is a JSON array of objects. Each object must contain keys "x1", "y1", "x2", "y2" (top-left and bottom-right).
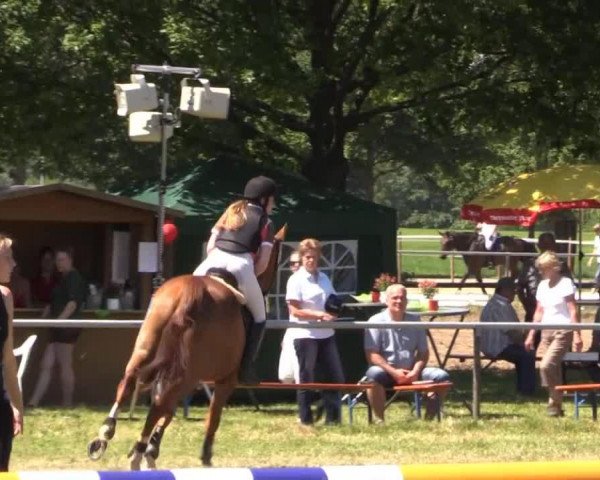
[{"x1": 243, "y1": 176, "x2": 277, "y2": 201}]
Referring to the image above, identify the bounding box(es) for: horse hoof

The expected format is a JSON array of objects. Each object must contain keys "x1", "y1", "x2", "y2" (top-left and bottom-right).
[
  {"x1": 201, "y1": 457, "x2": 212, "y2": 467},
  {"x1": 128, "y1": 451, "x2": 142, "y2": 471},
  {"x1": 99, "y1": 417, "x2": 117, "y2": 440},
  {"x1": 87, "y1": 438, "x2": 108, "y2": 461}
]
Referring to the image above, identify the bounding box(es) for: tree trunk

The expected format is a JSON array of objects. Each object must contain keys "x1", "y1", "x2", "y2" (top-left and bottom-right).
[{"x1": 302, "y1": 136, "x2": 349, "y2": 191}]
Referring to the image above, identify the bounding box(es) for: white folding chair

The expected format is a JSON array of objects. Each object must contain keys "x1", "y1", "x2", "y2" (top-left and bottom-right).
[{"x1": 13, "y1": 335, "x2": 38, "y2": 393}]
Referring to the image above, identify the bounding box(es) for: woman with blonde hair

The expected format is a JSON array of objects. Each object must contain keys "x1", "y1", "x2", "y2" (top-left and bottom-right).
[
  {"x1": 286, "y1": 238, "x2": 344, "y2": 425},
  {"x1": 525, "y1": 251, "x2": 582, "y2": 417},
  {"x1": 194, "y1": 176, "x2": 277, "y2": 383},
  {"x1": 0, "y1": 235, "x2": 24, "y2": 470}
]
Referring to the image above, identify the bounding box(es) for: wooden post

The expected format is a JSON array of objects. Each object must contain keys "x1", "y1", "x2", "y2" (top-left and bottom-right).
[
  {"x1": 472, "y1": 328, "x2": 481, "y2": 419},
  {"x1": 450, "y1": 254, "x2": 455, "y2": 282},
  {"x1": 397, "y1": 231, "x2": 402, "y2": 278}
]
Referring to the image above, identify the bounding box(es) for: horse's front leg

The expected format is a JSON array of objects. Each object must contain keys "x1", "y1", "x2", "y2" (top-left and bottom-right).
[
  {"x1": 201, "y1": 377, "x2": 236, "y2": 467},
  {"x1": 475, "y1": 270, "x2": 487, "y2": 295}
]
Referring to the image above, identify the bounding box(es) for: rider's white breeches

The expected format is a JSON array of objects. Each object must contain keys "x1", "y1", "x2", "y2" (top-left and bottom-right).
[{"x1": 193, "y1": 249, "x2": 266, "y2": 323}]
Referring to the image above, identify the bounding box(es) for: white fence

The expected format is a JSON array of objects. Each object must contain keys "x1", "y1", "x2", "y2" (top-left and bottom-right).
[{"x1": 396, "y1": 233, "x2": 597, "y2": 282}]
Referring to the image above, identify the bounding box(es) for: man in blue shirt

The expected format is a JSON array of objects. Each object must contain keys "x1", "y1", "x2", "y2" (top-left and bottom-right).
[
  {"x1": 480, "y1": 277, "x2": 535, "y2": 396},
  {"x1": 363, "y1": 284, "x2": 449, "y2": 423}
]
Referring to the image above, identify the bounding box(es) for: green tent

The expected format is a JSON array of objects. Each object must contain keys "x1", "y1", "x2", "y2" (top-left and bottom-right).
[{"x1": 132, "y1": 156, "x2": 397, "y2": 292}]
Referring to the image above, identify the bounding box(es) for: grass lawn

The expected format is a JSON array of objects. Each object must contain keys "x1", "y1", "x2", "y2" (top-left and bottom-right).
[
  {"x1": 13, "y1": 371, "x2": 600, "y2": 470},
  {"x1": 397, "y1": 227, "x2": 597, "y2": 279}
]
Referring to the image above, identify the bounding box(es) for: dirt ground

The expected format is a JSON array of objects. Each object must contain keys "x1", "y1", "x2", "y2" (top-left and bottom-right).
[{"x1": 426, "y1": 303, "x2": 599, "y2": 372}]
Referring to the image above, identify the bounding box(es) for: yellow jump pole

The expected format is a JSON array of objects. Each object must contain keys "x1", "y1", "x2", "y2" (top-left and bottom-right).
[{"x1": 401, "y1": 460, "x2": 600, "y2": 480}]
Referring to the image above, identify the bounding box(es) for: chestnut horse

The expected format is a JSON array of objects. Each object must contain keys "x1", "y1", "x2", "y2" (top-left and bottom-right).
[
  {"x1": 439, "y1": 231, "x2": 535, "y2": 294},
  {"x1": 87, "y1": 225, "x2": 286, "y2": 469}
]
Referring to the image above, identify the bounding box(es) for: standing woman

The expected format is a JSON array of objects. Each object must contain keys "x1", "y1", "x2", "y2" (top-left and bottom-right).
[
  {"x1": 28, "y1": 246, "x2": 86, "y2": 407},
  {"x1": 524, "y1": 251, "x2": 582, "y2": 417},
  {"x1": 286, "y1": 238, "x2": 345, "y2": 425},
  {"x1": 0, "y1": 235, "x2": 24, "y2": 471},
  {"x1": 194, "y1": 176, "x2": 277, "y2": 383}
]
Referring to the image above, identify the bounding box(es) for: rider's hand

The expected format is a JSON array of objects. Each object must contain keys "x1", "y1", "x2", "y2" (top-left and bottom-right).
[{"x1": 320, "y1": 313, "x2": 336, "y2": 322}]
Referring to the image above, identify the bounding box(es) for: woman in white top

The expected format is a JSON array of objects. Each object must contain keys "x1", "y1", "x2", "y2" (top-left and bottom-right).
[
  {"x1": 525, "y1": 251, "x2": 582, "y2": 417},
  {"x1": 286, "y1": 238, "x2": 344, "y2": 425},
  {"x1": 278, "y1": 251, "x2": 301, "y2": 383}
]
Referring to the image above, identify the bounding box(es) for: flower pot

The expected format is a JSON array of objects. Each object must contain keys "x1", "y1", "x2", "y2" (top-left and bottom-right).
[
  {"x1": 371, "y1": 290, "x2": 380, "y2": 303},
  {"x1": 428, "y1": 299, "x2": 439, "y2": 311}
]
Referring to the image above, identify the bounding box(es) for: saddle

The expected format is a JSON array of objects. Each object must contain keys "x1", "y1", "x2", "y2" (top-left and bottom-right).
[{"x1": 206, "y1": 268, "x2": 246, "y2": 305}]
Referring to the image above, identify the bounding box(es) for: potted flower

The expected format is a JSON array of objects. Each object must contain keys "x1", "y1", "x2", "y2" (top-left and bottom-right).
[
  {"x1": 372, "y1": 273, "x2": 397, "y2": 303},
  {"x1": 418, "y1": 279, "x2": 439, "y2": 311}
]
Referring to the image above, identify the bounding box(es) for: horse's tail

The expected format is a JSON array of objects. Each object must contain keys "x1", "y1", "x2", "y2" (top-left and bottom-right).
[{"x1": 138, "y1": 276, "x2": 209, "y2": 387}]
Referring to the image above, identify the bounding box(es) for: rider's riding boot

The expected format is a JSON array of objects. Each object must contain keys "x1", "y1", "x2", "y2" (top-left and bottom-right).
[{"x1": 238, "y1": 321, "x2": 266, "y2": 385}]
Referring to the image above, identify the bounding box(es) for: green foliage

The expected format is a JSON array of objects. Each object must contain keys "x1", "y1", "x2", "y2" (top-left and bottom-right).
[{"x1": 2, "y1": 0, "x2": 600, "y2": 202}]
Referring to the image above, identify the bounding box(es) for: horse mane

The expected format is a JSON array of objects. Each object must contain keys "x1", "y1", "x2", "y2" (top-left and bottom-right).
[{"x1": 257, "y1": 224, "x2": 287, "y2": 293}]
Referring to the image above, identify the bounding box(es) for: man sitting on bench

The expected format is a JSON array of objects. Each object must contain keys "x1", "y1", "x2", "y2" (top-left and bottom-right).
[
  {"x1": 363, "y1": 284, "x2": 450, "y2": 423},
  {"x1": 480, "y1": 277, "x2": 536, "y2": 396}
]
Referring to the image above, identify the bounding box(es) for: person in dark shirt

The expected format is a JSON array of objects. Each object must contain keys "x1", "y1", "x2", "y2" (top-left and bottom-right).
[
  {"x1": 28, "y1": 246, "x2": 86, "y2": 407},
  {"x1": 193, "y1": 176, "x2": 277, "y2": 383},
  {"x1": 0, "y1": 235, "x2": 24, "y2": 471},
  {"x1": 30, "y1": 246, "x2": 60, "y2": 307}
]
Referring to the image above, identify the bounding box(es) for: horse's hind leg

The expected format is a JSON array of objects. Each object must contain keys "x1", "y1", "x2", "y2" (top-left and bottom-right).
[
  {"x1": 128, "y1": 381, "x2": 181, "y2": 470},
  {"x1": 201, "y1": 378, "x2": 236, "y2": 467},
  {"x1": 457, "y1": 271, "x2": 469, "y2": 292}
]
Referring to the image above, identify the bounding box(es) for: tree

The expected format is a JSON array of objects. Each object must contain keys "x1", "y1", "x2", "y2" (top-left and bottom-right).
[{"x1": 2, "y1": 0, "x2": 600, "y2": 195}]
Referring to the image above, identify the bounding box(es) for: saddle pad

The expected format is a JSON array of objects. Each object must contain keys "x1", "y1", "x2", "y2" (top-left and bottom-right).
[{"x1": 208, "y1": 275, "x2": 246, "y2": 305}]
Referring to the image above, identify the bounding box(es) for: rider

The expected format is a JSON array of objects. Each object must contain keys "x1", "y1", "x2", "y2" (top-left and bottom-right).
[
  {"x1": 193, "y1": 175, "x2": 277, "y2": 383},
  {"x1": 477, "y1": 222, "x2": 499, "y2": 251}
]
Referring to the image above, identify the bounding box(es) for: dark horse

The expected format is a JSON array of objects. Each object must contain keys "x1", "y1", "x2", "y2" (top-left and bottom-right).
[
  {"x1": 87, "y1": 225, "x2": 287, "y2": 469},
  {"x1": 439, "y1": 231, "x2": 536, "y2": 294}
]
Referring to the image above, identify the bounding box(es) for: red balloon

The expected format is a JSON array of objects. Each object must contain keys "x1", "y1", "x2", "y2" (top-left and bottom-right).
[{"x1": 163, "y1": 222, "x2": 178, "y2": 245}]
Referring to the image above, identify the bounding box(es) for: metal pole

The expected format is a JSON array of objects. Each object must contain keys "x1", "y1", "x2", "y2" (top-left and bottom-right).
[
  {"x1": 154, "y1": 75, "x2": 170, "y2": 291},
  {"x1": 472, "y1": 328, "x2": 481, "y2": 419},
  {"x1": 397, "y1": 231, "x2": 402, "y2": 279},
  {"x1": 578, "y1": 209, "x2": 583, "y2": 302}
]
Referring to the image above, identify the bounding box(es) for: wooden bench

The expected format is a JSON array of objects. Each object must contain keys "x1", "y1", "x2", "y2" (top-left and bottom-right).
[
  {"x1": 186, "y1": 381, "x2": 452, "y2": 424},
  {"x1": 555, "y1": 383, "x2": 600, "y2": 420},
  {"x1": 185, "y1": 382, "x2": 374, "y2": 424},
  {"x1": 561, "y1": 351, "x2": 600, "y2": 383},
  {"x1": 344, "y1": 380, "x2": 453, "y2": 423}
]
